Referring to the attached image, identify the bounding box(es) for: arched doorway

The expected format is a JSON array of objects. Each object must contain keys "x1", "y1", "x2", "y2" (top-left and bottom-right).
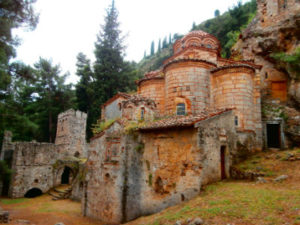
[
  {"x1": 24, "y1": 188, "x2": 42, "y2": 198},
  {"x1": 61, "y1": 166, "x2": 71, "y2": 184}
]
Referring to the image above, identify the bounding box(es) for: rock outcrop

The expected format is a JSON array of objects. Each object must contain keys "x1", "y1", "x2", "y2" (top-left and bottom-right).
[{"x1": 232, "y1": 0, "x2": 300, "y2": 146}]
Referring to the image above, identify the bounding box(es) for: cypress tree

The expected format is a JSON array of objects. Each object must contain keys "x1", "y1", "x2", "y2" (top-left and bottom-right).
[
  {"x1": 158, "y1": 38, "x2": 161, "y2": 53},
  {"x1": 150, "y1": 41, "x2": 155, "y2": 56}
]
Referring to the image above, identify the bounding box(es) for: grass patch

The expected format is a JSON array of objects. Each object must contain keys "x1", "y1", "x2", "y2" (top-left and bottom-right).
[{"x1": 0, "y1": 198, "x2": 28, "y2": 204}]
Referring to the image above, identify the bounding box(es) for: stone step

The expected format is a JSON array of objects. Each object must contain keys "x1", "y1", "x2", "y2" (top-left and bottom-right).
[{"x1": 48, "y1": 185, "x2": 72, "y2": 201}]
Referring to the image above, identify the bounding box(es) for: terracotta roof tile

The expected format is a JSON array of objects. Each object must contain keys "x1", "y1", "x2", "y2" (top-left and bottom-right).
[{"x1": 139, "y1": 108, "x2": 233, "y2": 131}]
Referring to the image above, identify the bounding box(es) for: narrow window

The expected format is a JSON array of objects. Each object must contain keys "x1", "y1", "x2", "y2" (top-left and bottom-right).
[
  {"x1": 141, "y1": 107, "x2": 145, "y2": 120},
  {"x1": 234, "y1": 116, "x2": 239, "y2": 126},
  {"x1": 118, "y1": 103, "x2": 122, "y2": 110},
  {"x1": 173, "y1": 87, "x2": 177, "y2": 93},
  {"x1": 186, "y1": 86, "x2": 190, "y2": 91},
  {"x1": 176, "y1": 103, "x2": 186, "y2": 116},
  {"x1": 265, "y1": 72, "x2": 268, "y2": 79}
]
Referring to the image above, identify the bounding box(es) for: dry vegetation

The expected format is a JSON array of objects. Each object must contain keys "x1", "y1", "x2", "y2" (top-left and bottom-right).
[{"x1": 1, "y1": 148, "x2": 300, "y2": 225}]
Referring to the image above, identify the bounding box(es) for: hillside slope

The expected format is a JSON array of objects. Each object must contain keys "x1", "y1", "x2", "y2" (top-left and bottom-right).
[{"x1": 136, "y1": 0, "x2": 257, "y2": 74}]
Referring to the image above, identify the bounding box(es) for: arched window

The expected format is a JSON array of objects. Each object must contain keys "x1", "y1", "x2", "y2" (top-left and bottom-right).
[
  {"x1": 118, "y1": 103, "x2": 122, "y2": 110},
  {"x1": 176, "y1": 103, "x2": 186, "y2": 116},
  {"x1": 141, "y1": 107, "x2": 145, "y2": 120}
]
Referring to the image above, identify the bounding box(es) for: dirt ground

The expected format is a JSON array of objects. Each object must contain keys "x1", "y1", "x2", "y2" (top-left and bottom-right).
[{"x1": 0, "y1": 195, "x2": 102, "y2": 225}]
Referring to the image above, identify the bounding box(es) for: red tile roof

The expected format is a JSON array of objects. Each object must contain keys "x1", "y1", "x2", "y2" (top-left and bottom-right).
[
  {"x1": 211, "y1": 64, "x2": 256, "y2": 73},
  {"x1": 139, "y1": 108, "x2": 233, "y2": 131}
]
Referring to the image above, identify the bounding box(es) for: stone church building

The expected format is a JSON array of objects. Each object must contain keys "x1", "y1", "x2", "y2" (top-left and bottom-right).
[
  {"x1": 1, "y1": 0, "x2": 299, "y2": 223},
  {"x1": 82, "y1": 30, "x2": 264, "y2": 224}
]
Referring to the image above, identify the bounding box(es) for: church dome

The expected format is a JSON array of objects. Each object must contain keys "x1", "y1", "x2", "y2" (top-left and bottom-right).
[{"x1": 173, "y1": 30, "x2": 220, "y2": 54}]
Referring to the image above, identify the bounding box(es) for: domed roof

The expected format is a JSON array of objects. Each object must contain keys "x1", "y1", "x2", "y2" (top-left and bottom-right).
[{"x1": 180, "y1": 30, "x2": 219, "y2": 43}]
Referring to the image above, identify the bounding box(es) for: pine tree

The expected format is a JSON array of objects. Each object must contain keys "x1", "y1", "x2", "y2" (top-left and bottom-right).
[
  {"x1": 169, "y1": 33, "x2": 172, "y2": 45},
  {"x1": 150, "y1": 41, "x2": 155, "y2": 56},
  {"x1": 92, "y1": 0, "x2": 137, "y2": 132}
]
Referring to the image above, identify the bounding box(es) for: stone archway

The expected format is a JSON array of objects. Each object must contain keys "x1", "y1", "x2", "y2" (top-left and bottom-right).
[
  {"x1": 61, "y1": 166, "x2": 72, "y2": 184},
  {"x1": 24, "y1": 188, "x2": 42, "y2": 198}
]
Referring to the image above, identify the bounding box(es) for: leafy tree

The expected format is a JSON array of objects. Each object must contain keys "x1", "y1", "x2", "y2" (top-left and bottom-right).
[
  {"x1": 271, "y1": 47, "x2": 300, "y2": 79},
  {"x1": 150, "y1": 40, "x2": 155, "y2": 56},
  {"x1": 75, "y1": 53, "x2": 95, "y2": 139},
  {"x1": 0, "y1": 0, "x2": 39, "y2": 94},
  {"x1": 0, "y1": 0, "x2": 39, "y2": 145},
  {"x1": 32, "y1": 58, "x2": 75, "y2": 142},
  {"x1": 193, "y1": 0, "x2": 257, "y2": 57}
]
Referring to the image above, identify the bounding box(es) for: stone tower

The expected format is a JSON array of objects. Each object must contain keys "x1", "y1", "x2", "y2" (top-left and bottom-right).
[{"x1": 55, "y1": 109, "x2": 87, "y2": 157}]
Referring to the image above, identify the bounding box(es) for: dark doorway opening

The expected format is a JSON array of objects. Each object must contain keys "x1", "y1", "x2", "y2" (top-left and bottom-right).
[
  {"x1": 267, "y1": 124, "x2": 281, "y2": 148},
  {"x1": 61, "y1": 166, "x2": 71, "y2": 184},
  {"x1": 24, "y1": 188, "x2": 42, "y2": 198},
  {"x1": 220, "y1": 146, "x2": 226, "y2": 180}
]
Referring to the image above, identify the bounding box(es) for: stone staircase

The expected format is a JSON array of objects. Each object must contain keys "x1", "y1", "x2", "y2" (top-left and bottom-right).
[{"x1": 48, "y1": 184, "x2": 72, "y2": 200}]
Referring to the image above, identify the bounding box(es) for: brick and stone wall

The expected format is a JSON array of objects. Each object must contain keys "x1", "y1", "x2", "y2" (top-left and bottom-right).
[
  {"x1": 138, "y1": 79, "x2": 165, "y2": 116},
  {"x1": 211, "y1": 66, "x2": 255, "y2": 131},
  {"x1": 164, "y1": 60, "x2": 215, "y2": 115}
]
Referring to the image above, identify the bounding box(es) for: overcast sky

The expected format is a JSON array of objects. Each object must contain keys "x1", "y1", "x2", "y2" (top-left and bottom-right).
[{"x1": 13, "y1": 0, "x2": 250, "y2": 83}]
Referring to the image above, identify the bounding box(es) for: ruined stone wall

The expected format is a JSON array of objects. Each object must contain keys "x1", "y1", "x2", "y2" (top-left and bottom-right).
[
  {"x1": 257, "y1": 0, "x2": 300, "y2": 28},
  {"x1": 55, "y1": 109, "x2": 87, "y2": 157},
  {"x1": 137, "y1": 128, "x2": 202, "y2": 216},
  {"x1": 0, "y1": 131, "x2": 14, "y2": 164},
  {"x1": 195, "y1": 111, "x2": 236, "y2": 184},
  {"x1": 9, "y1": 142, "x2": 57, "y2": 198},
  {"x1": 164, "y1": 61, "x2": 215, "y2": 115},
  {"x1": 138, "y1": 79, "x2": 165, "y2": 116},
  {"x1": 211, "y1": 67, "x2": 256, "y2": 132},
  {"x1": 83, "y1": 123, "x2": 125, "y2": 224}
]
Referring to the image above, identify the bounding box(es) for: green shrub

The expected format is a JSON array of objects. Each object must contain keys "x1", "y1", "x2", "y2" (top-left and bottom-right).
[{"x1": 92, "y1": 119, "x2": 116, "y2": 135}]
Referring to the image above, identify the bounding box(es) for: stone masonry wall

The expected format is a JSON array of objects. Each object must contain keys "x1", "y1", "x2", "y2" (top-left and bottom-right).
[
  {"x1": 9, "y1": 142, "x2": 57, "y2": 198},
  {"x1": 55, "y1": 109, "x2": 87, "y2": 157},
  {"x1": 195, "y1": 111, "x2": 236, "y2": 185},
  {"x1": 83, "y1": 123, "x2": 125, "y2": 224}
]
